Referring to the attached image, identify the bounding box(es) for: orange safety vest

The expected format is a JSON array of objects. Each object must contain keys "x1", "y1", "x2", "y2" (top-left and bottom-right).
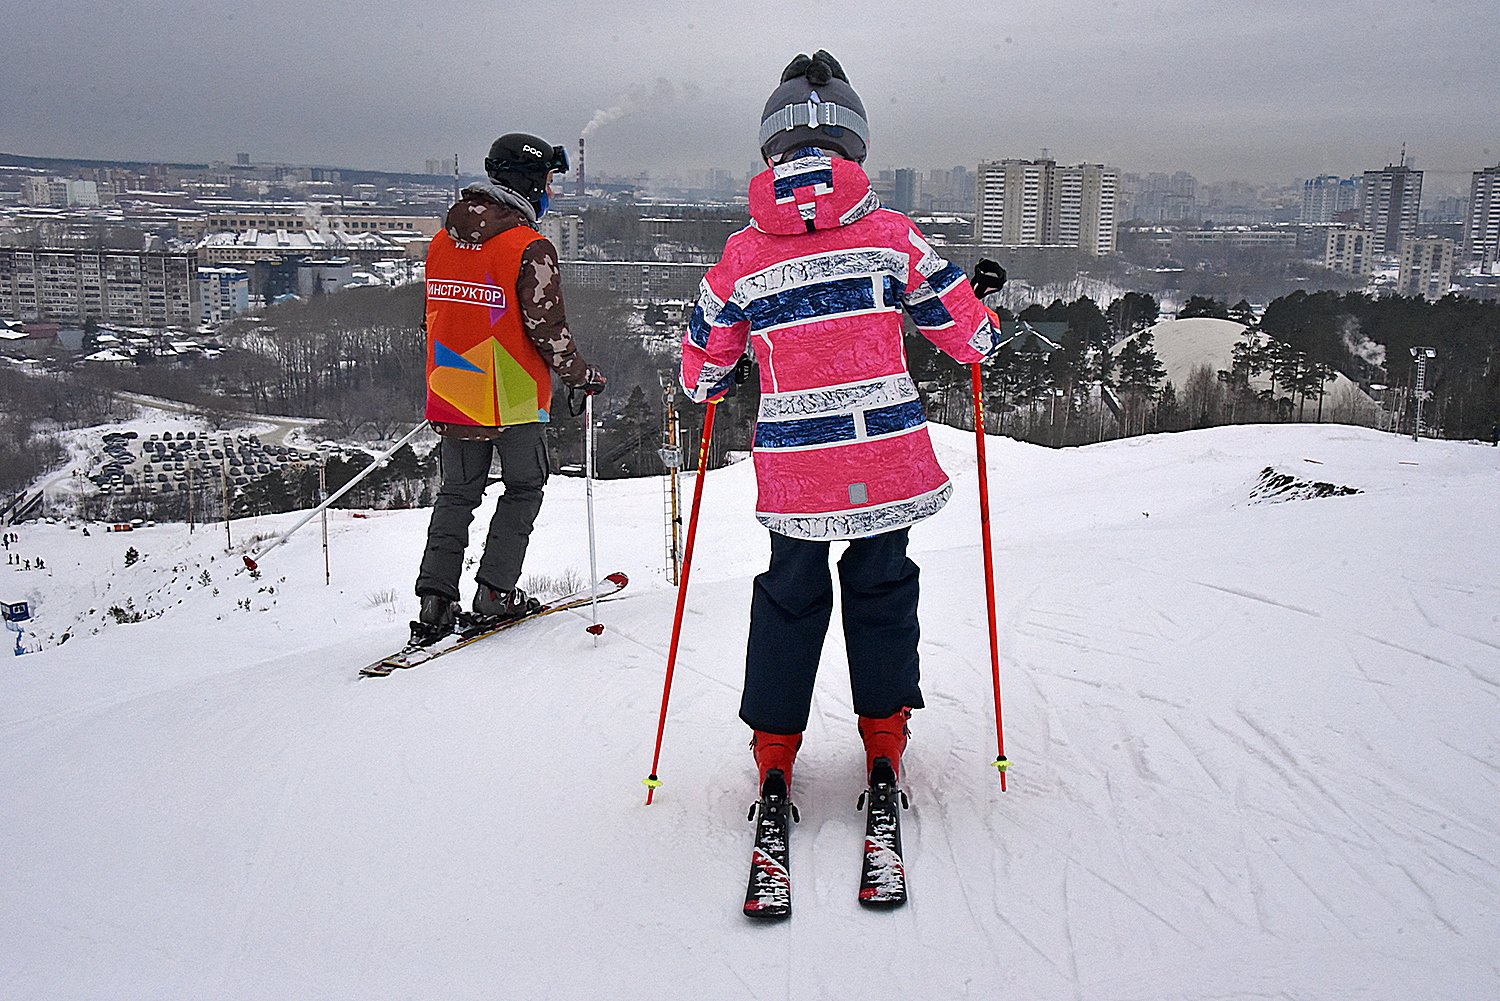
[{"x1": 424, "y1": 225, "x2": 552, "y2": 427}]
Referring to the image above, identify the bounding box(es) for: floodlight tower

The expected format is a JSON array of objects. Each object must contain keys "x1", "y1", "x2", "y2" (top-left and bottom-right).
[{"x1": 1409, "y1": 346, "x2": 1437, "y2": 441}]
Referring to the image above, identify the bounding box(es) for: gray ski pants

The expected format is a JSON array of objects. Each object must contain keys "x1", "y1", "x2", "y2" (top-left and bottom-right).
[{"x1": 415, "y1": 424, "x2": 549, "y2": 601}]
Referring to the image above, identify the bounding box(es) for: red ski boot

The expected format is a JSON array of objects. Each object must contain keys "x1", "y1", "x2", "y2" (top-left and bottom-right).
[
  {"x1": 858, "y1": 709, "x2": 911, "y2": 782},
  {"x1": 750, "y1": 730, "x2": 803, "y2": 793}
]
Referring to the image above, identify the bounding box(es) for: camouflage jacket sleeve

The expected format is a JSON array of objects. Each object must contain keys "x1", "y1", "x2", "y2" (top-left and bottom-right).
[{"x1": 517, "y1": 237, "x2": 589, "y2": 386}]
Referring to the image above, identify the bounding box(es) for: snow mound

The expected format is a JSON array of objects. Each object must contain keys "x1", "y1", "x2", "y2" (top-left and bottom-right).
[{"x1": 1249, "y1": 466, "x2": 1363, "y2": 503}]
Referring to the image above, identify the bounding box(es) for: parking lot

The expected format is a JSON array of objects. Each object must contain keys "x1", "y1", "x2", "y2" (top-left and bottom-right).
[{"x1": 90, "y1": 430, "x2": 321, "y2": 499}]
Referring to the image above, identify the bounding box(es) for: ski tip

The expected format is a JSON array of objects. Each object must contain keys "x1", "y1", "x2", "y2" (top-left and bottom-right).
[
  {"x1": 242, "y1": 555, "x2": 258, "y2": 571},
  {"x1": 742, "y1": 901, "x2": 791, "y2": 921},
  {"x1": 586, "y1": 623, "x2": 605, "y2": 636},
  {"x1": 605, "y1": 571, "x2": 629, "y2": 587},
  {"x1": 857, "y1": 888, "x2": 907, "y2": 908}
]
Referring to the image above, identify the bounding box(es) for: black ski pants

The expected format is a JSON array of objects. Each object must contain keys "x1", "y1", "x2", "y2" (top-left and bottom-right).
[
  {"x1": 741, "y1": 528, "x2": 924, "y2": 734},
  {"x1": 415, "y1": 425, "x2": 548, "y2": 601}
]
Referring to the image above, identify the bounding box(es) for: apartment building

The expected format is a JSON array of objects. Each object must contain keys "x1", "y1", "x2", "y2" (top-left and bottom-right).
[
  {"x1": 1397, "y1": 237, "x2": 1455, "y2": 299},
  {"x1": 197, "y1": 267, "x2": 251, "y2": 327},
  {"x1": 1301, "y1": 175, "x2": 1361, "y2": 224},
  {"x1": 0, "y1": 249, "x2": 195, "y2": 326},
  {"x1": 1359, "y1": 164, "x2": 1423, "y2": 255},
  {"x1": 1325, "y1": 228, "x2": 1375, "y2": 278},
  {"x1": 1464, "y1": 164, "x2": 1500, "y2": 266},
  {"x1": 21, "y1": 177, "x2": 102, "y2": 208},
  {"x1": 536, "y1": 214, "x2": 584, "y2": 258},
  {"x1": 975, "y1": 158, "x2": 1118, "y2": 255}
]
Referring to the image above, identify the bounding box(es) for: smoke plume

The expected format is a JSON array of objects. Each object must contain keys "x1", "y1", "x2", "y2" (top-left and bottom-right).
[
  {"x1": 1340, "y1": 317, "x2": 1387, "y2": 369},
  {"x1": 582, "y1": 79, "x2": 699, "y2": 138}
]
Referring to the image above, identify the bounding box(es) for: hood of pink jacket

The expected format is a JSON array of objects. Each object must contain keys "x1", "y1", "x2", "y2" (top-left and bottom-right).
[{"x1": 747, "y1": 152, "x2": 881, "y2": 236}]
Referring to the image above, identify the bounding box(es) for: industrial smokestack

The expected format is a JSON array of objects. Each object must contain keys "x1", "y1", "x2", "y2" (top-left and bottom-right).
[{"x1": 577, "y1": 137, "x2": 586, "y2": 198}]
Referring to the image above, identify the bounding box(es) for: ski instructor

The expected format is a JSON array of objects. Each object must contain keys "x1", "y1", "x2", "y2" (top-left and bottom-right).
[
  {"x1": 680, "y1": 53, "x2": 1004, "y2": 804},
  {"x1": 415, "y1": 132, "x2": 605, "y2": 639}
]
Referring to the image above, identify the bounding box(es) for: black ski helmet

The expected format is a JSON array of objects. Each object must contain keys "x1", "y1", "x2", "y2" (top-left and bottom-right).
[
  {"x1": 759, "y1": 50, "x2": 869, "y2": 164},
  {"x1": 484, "y1": 133, "x2": 570, "y2": 210}
]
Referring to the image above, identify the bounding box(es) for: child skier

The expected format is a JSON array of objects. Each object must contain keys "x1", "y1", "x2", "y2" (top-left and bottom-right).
[{"x1": 680, "y1": 52, "x2": 1004, "y2": 807}]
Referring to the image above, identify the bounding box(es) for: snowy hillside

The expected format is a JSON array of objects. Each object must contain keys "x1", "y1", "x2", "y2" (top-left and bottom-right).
[
  {"x1": 3, "y1": 424, "x2": 1498, "y2": 999},
  {"x1": 1119, "y1": 317, "x2": 1377, "y2": 414}
]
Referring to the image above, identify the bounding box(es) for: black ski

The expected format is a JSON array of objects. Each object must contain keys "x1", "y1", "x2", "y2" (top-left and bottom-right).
[
  {"x1": 742, "y1": 769, "x2": 797, "y2": 920},
  {"x1": 359, "y1": 572, "x2": 628, "y2": 677},
  {"x1": 857, "y1": 757, "x2": 909, "y2": 907}
]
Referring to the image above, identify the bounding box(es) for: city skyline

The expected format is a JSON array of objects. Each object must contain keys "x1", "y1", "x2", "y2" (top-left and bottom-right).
[{"x1": 1, "y1": 0, "x2": 1496, "y2": 195}]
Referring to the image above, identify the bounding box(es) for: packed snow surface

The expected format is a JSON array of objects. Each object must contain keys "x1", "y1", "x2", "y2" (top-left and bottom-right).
[{"x1": 3, "y1": 423, "x2": 1498, "y2": 999}]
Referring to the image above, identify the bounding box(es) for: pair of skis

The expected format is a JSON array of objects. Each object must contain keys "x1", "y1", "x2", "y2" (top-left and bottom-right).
[
  {"x1": 359, "y1": 572, "x2": 628, "y2": 678},
  {"x1": 742, "y1": 757, "x2": 908, "y2": 920}
]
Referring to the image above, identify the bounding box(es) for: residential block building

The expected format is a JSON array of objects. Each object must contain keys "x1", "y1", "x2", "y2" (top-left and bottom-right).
[
  {"x1": 976, "y1": 158, "x2": 1118, "y2": 255},
  {"x1": 1359, "y1": 164, "x2": 1423, "y2": 255},
  {"x1": 21, "y1": 177, "x2": 102, "y2": 208},
  {"x1": 1301, "y1": 175, "x2": 1361, "y2": 224},
  {"x1": 0, "y1": 249, "x2": 196, "y2": 326},
  {"x1": 1397, "y1": 237, "x2": 1455, "y2": 299},
  {"x1": 1464, "y1": 164, "x2": 1500, "y2": 266},
  {"x1": 1325, "y1": 228, "x2": 1375, "y2": 278},
  {"x1": 196, "y1": 267, "x2": 251, "y2": 327}
]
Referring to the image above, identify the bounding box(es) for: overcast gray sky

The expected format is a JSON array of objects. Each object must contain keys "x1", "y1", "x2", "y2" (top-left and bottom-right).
[{"x1": 2, "y1": 0, "x2": 1497, "y2": 192}]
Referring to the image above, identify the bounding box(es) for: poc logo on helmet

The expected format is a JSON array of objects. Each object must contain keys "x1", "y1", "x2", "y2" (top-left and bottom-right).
[{"x1": 522, "y1": 145, "x2": 544, "y2": 158}]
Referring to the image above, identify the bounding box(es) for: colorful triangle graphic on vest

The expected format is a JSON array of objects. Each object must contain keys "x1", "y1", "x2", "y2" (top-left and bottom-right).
[
  {"x1": 493, "y1": 340, "x2": 545, "y2": 425},
  {"x1": 433, "y1": 339, "x2": 485, "y2": 374},
  {"x1": 429, "y1": 338, "x2": 499, "y2": 424}
]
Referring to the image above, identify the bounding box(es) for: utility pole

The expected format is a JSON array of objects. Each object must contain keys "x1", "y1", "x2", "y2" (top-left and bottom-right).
[{"x1": 221, "y1": 456, "x2": 232, "y2": 549}]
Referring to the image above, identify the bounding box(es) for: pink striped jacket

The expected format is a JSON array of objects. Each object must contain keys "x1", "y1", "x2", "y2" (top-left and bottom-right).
[{"x1": 681, "y1": 152, "x2": 1001, "y2": 541}]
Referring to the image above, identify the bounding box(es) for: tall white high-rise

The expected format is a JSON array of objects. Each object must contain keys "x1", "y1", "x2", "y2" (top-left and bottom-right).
[
  {"x1": 1302, "y1": 175, "x2": 1361, "y2": 224},
  {"x1": 1359, "y1": 163, "x2": 1423, "y2": 255},
  {"x1": 975, "y1": 158, "x2": 1117, "y2": 255},
  {"x1": 1464, "y1": 164, "x2": 1500, "y2": 266}
]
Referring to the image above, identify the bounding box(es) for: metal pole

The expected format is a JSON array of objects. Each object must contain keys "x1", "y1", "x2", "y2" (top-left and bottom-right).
[
  {"x1": 222, "y1": 456, "x2": 231, "y2": 550},
  {"x1": 243, "y1": 420, "x2": 429, "y2": 571},
  {"x1": 319, "y1": 452, "x2": 330, "y2": 586},
  {"x1": 584, "y1": 392, "x2": 603, "y2": 640},
  {"x1": 1410, "y1": 346, "x2": 1436, "y2": 442}
]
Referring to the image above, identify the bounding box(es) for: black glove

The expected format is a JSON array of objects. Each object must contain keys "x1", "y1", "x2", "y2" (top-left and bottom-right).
[
  {"x1": 733, "y1": 355, "x2": 753, "y2": 385},
  {"x1": 580, "y1": 365, "x2": 607, "y2": 396},
  {"x1": 972, "y1": 259, "x2": 1007, "y2": 299}
]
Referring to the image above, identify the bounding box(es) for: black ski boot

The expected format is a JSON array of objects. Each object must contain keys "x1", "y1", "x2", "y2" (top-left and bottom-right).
[
  {"x1": 411, "y1": 593, "x2": 460, "y2": 646},
  {"x1": 472, "y1": 584, "x2": 541, "y2": 623}
]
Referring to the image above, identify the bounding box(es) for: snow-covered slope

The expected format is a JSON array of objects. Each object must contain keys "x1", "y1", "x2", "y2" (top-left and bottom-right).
[
  {"x1": 1120, "y1": 318, "x2": 1376, "y2": 413},
  {"x1": 3, "y1": 424, "x2": 1498, "y2": 1000}
]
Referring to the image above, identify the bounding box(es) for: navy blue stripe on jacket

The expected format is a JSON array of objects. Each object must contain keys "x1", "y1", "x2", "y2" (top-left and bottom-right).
[
  {"x1": 754, "y1": 400, "x2": 926, "y2": 450},
  {"x1": 746, "y1": 276, "x2": 900, "y2": 331}
]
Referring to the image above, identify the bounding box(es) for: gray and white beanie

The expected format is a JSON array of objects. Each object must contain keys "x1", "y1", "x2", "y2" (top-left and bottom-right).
[{"x1": 758, "y1": 50, "x2": 869, "y2": 164}]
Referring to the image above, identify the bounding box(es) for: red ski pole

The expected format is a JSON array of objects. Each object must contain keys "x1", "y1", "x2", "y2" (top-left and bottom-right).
[
  {"x1": 644, "y1": 397, "x2": 718, "y2": 804},
  {"x1": 971, "y1": 363, "x2": 1009, "y2": 790}
]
